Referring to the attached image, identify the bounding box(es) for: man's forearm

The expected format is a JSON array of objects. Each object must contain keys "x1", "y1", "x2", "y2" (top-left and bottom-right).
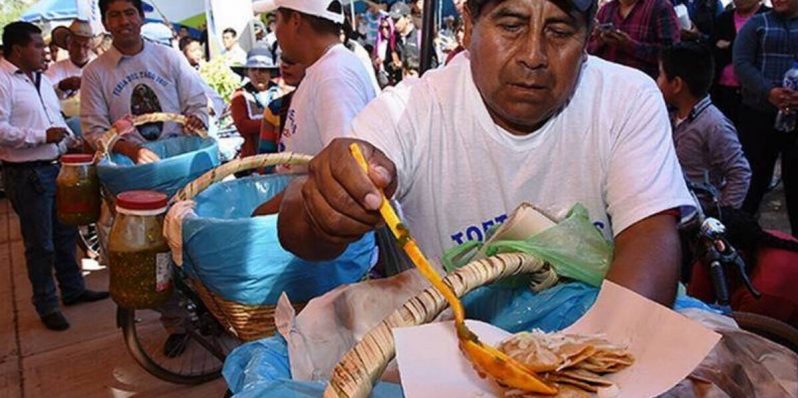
[{"x1": 605, "y1": 213, "x2": 681, "y2": 306}]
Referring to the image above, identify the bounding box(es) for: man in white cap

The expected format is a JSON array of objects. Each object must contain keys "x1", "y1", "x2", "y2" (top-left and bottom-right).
[{"x1": 273, "y1": 0, "x2": 377, "y2": 157}]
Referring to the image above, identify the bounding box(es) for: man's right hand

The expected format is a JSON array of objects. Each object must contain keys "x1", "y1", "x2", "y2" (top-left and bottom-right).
[
  {"x1": 45, "y1": 127, "x2": 68, "y2": 144},
  {"x1": 114, "y1": 140, "x2": 161, "y2": 164},
  {"x1": 58, "y1": 76, "x2": 82, "y2": 93},
  {"x1": 278, "y1": 138, "x2": 397, "y2": 260},
  {"x1": 768, "y1": 87, "x2": 798, "y2": 111}
]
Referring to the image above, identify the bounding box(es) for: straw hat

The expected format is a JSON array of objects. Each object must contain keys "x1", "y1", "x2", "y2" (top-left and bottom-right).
[{"x1": 52, "y1": 19, "x2": 97, "y2": 49}]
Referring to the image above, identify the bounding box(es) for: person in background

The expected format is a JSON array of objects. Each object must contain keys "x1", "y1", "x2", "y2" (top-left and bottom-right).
[
  {"x1": 231, "y1": 47, "x2": 281, "y2": 165},
  {"x1": 363, "y1": 2, "x2": 388, "y2": 47},
  {"x1": 46, "y1": 19, "x2": 97, "y2": 137},
  {"x1": 179, "y1": 36, "x2": 205, "y2": 70},
  {"x1": 253, "y1": 19, "x2": 267, "y2": 43},
  {"x1": 94, "y1": 33, "x2": 113, "y2": 56},
  {"x1": 222, "y1": 27, "x2": 248, "y2": 65},
  {"x1": 657, "y1": 42, "x2": 751, "y2": 209},
  {"x1": 0, "y1": 21, "x2": 108, "y2": 332},
  {"x1": 47, "y1": 34, "x2": 67, "y2": 64},
  {"x1": 250, "y1": 0, "x2": 377, "y2": 215},
  {"x1": 588, "y1": 0, "x2": 681, "y2": 79},
  {"x1": 373, "y1": 15, "x2": 395, "y2": 87},
  {"x1": 272, "y1": 0, "x2": 377, "y2": 156},
  {"x1": 710, "y1": 0, "x2": 768, "y2": 125},
  {"x1": 386, "y1": 2, "x2": 420, "y2": 84},
  {"x1": 177, "y1": 26, "x2": 190, "y2": 40},
  {"x1": 672, "y1": 0, "x2": 723, "y2": 42},
  {"x1": 734, "y1": 0, "x2": 798, "y2": 236},
  {"x1": 259, "y1": 56, "x2": 307, "y2": 157}
]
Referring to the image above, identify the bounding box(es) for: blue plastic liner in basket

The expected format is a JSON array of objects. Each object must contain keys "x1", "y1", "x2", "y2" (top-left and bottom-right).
[
  {"x1": 97, "y1": 136, "x2": 220, "y2": 197},
  {"x1": 181, "y1": 174, "x2": 376, "y2": 306}
]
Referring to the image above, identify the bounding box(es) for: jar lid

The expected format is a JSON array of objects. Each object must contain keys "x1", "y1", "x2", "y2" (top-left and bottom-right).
[
  {"x1": 116, "y1": 190, "x2": 168, "y2": 211},
  {"x1": 61, "y1": 154, "x2": 95, "y2": 165}
]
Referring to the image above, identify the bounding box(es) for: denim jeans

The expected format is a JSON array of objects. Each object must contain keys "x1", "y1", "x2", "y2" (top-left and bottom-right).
[{"x1": 3, "y1": 163, "x2": 85, "y2": 317}]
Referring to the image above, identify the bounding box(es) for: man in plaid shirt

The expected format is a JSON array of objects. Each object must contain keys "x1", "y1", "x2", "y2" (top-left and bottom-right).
[
  {"x1": 588, "y1": 0, "x2": 681, "y2": 78},
  {"x1": 733, "y1": 0, "x2": 798, "y2": 235}
]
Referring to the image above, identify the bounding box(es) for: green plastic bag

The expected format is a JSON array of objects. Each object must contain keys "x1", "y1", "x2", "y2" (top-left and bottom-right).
[{"x1": 443, "y1": 204, "x2": 613, "y2": 287}]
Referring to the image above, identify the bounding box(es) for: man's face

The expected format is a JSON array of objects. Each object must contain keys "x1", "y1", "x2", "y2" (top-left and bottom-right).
[
  {"x1": 280, "y1": 56, "x2": 306, "y2": 86},
  {"x1": 68, "y1": 35, "x2": 92, "y2": 64},
  {"x1": 248, "y1": 68, "x2": 274, "y2": 91},
  {"x1": 772, "y1": 0, "x2": 798, "y2": 15},
  {"x1": 183, "y1": 41, "x2": 203, "y2": 65},
  {"x1": 467, "y1": 0, "x2": 589, "y2": 134},
  {"x1": 393, "y1": 15, "x2": 408, "y2": 32},
  {"x1": 14, "y1": 33, "x2": 46, "y2": 72},
  {"x1": 103, "y1": 0, "x2": 144, "y2": 46},
  {"x1": 222, "y1": 32, "x2": 236, "y2": 50},
  {"x1": 275, "y1": 10, "x2": 298, "y2": 61}
]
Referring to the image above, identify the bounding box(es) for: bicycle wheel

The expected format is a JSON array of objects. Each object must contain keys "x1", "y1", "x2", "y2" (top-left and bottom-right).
[
  {"x1": 118, "y1": 303, "x2": 241, "y2": 385},
  {"x1": 732, "y1": 311, "x2": 798, "y2": 354},
  {"x1": 77, "y1": 224, "x2": 102, "y2": 261}
]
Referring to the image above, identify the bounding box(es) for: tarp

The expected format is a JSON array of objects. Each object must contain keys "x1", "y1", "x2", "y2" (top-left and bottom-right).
[{"x1": 21, "y1": 0, "x2": 207, "y2": 29}]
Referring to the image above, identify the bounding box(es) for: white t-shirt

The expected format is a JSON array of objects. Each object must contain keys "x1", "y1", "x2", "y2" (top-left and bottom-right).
[
  {"x1": 45, "y1": 56, "x2": 94, "y2": 99},
  {"x1": 351, "y1": 53, "x2": 695, "y2": 259},
  {"x1": 280, "y1": 44, "x2": 377, "y2": 156},
  {"x1": 80, "y1": 41, "x2": 209, "y2": 146}
]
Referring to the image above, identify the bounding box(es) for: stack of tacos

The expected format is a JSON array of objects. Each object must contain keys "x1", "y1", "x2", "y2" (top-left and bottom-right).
[{"x1": 497, "y1": 331, "x2": 634, "y2": 397}]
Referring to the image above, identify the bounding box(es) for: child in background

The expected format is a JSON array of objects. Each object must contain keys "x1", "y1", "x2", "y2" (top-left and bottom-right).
[{"x1": 656, "y1": 42, "x2": 751, "y2": 210}]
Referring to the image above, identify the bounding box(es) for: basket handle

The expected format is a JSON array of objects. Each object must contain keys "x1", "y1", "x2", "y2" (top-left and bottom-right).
[
  {"x1": 172, "y1": 152, "x2": 313, "y2": 202},
  {"x1": 94, "y1": 112, "x2": 209, "y2": 160},
  {"x1": 324, "y1": 252, "x2": 550, "y2": 398}
]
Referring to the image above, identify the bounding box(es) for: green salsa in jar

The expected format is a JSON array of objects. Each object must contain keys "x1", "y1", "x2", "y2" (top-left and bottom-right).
[
  {"x1": 108, "y1": 191, "x2": 173, "y2": 309},
  {"x1": 55, "y1": 154, "x2": 100, "y2": 226}
]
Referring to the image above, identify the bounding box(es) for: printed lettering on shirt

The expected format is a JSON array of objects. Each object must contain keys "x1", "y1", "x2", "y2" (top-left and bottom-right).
[
  {"x1": 450, "y1": 214, "x2": 508, "y2": 245},
  {"x1": 112, "y1": 70, "x2": 171, "y2": 97}
]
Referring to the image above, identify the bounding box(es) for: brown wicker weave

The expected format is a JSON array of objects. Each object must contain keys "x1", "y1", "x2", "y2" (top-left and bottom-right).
[
  {"x1": 94, "y1": 112, "x2": 208, "y2": 160},
  {"x1": 172, "y1": 152, "x2": 313, "y2": 341},
  {"x1": 324, "y1": 252, "x2": 549, "y2": 398}
]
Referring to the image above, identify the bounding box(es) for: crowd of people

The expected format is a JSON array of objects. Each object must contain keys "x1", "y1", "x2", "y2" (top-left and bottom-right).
[{"x1": 0, "y1": 0, "x2": 797, "y2": 334}]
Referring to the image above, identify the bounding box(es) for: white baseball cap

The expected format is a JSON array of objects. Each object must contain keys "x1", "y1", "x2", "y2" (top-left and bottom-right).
[{"x1": 274, "y1": 0, "x2": 344, "y2": 25}]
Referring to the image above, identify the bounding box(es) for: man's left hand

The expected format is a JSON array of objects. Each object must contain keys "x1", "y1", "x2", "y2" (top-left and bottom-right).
[
  {"x1": 183, "y1": 114, "x2": 206, "y2": 135},
  {"x1": 58, "y1": 76, "x2": 82, "y2": 93}
]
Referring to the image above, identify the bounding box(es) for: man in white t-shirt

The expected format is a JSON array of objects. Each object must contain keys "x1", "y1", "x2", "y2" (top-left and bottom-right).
[
  {"x1": 279, "y1": 0, "x2": 695, "y2": 306},
  {"x1": 80, "y1": 0, "x2": 207, "y2": 164},
  {"x1": 273, "y1": 0, "x2": 377, "y2": 156}
]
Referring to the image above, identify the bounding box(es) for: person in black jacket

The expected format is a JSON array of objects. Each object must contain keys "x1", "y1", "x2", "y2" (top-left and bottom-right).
[{"x1": 710, "y1": 0, "x2": 769, "y2": 125}]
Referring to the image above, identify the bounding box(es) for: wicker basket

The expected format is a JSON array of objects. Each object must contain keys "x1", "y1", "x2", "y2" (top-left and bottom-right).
[
  {"x1": 324, "y1": 252, "x2": 548, "y2": 398},
  {"x1": 94, "y1": 112, "x2": 208, "y2": 161},
  {"x1": 172, "y1": 152, "x2": 313, "y2": 341}
]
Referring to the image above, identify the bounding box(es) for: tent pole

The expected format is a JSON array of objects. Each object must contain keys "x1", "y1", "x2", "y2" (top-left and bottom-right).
[{"x1": 420, "y1": 0, "x2": 436, "y2": 73}]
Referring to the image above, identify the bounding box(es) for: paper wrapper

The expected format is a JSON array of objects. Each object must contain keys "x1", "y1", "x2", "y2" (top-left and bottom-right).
[{"x1": 394, "y1": 281, "x2": 722, "y2": 398}]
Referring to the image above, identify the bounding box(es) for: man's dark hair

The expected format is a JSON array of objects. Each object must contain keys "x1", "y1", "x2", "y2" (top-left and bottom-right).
[
  {"x1": 98, "y1": 0, "x2": 145, "y2": 21},
  {"x1": 277, "y1": 8, "x2": 342, "y2": 36},
  {"x1": 661, "y1": 42, "x2": 715, "y2": 99},
  {"x1": 223, "y1": 27, "x2": 237, "y2": 37},
  {"x1": 465, "y1": 0, "x2": 597, "y2": 29},
  {"x1": 178, "y1": 36, "x2": 198, "y2": 51},
  {"x1": 2, "y1": 21, "x2": 41, "y2": 58}
]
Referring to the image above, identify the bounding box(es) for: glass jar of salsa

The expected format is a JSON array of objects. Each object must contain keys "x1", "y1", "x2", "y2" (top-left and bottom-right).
[
  {"x1": 55, "y1": 154, "x2": 100, "y2": 226},
  {"x1": 108, "y1": 190, "x2": 173, "y2": 309}
]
